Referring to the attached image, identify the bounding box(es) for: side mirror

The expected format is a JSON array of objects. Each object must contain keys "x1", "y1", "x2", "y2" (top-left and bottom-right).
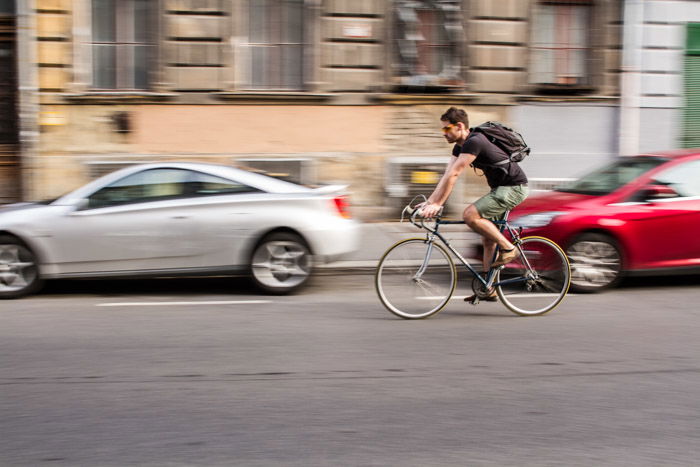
[
  {"x1": 641, "y1": 184, "x2": 678, "y2": 202},
  {"x1": 72, "y1": 198, "x2": 89, "y2": 211}
]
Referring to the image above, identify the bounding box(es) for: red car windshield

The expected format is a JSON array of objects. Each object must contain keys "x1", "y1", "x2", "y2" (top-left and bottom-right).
[{"x1": 556, "y1": 157, "x2": 668, "y2": 196}]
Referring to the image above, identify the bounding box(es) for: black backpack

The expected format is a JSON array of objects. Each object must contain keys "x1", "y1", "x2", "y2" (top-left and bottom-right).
[{"x1": 471, "y1": 121, "x2": 531, "y2": 167}]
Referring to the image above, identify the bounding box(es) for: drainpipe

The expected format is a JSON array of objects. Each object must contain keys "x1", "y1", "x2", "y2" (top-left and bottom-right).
[
  {"x1": 619, "y1": 0, "x2": 645, "y2": 156},
  {"x1": 16, "y1": 0, "x2": 39, "y2": 200}
]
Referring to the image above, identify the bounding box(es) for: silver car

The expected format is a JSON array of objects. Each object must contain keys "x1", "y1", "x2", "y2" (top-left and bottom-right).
[{"x1": 0, "y1": 162, "x2": 360, "y2": 298}]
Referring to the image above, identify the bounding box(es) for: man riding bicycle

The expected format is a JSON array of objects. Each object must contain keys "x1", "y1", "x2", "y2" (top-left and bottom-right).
[{"x1": 418, "y1": 107, "x2": 529, "y2": 303}]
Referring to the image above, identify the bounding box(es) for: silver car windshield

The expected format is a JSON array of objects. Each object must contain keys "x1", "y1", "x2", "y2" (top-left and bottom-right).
[{"x1": 556, "y1": 157, "x2": 668, "y2": 196}]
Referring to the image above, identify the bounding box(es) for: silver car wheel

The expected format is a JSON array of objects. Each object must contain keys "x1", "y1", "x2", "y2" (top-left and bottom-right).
[
  {"x1": 252, "y1": 236, "x2": 311, "y2": 291},
  {"x1": 567, "y1": 235, "x2": 622, "y2": 292},
  {"x1": 0, "y1": 240, "x2": 41, "y2": 298}
]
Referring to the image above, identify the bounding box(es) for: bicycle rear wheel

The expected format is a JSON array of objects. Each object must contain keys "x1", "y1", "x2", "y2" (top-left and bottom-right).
[
  {"x1": 375, "y1": 238, "x2": 457, "y2": 319},
  {"x1": 495, "y1": 236, "x2": 570, "y2": 316}
]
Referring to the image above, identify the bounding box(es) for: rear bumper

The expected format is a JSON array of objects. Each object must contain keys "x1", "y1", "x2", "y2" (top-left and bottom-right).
[{"x1": 306, "y1": 219, "x2": 361, "y2": 264}]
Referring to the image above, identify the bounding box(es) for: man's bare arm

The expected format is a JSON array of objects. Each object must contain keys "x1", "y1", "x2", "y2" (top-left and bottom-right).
[
  {"x1": 420, "y1": 153, "x2": 475, "y2": 217},
  {"x1": 427, "y1": 153, "x2": 475, "y2": 205}
]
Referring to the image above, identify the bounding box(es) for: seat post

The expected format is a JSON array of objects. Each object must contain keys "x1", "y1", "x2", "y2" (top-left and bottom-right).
[{"x1": 495, "y1": 210, "x2": 511, "y2": 233}]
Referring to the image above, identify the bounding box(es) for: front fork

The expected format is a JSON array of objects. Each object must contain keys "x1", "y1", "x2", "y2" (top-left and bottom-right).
[{"x1": 412, "y1": 234, "x2": 436, "y2": 282}]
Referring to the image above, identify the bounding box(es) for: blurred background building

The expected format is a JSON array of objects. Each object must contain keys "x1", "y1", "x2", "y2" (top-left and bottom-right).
[{"x1": 0, "y1": 0, "x2": 697, "y2": 218}]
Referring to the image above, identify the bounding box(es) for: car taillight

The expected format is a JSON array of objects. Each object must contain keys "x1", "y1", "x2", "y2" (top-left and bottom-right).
[{"x1": 332, "y1": 195, "x2": 351, "y2": 219}]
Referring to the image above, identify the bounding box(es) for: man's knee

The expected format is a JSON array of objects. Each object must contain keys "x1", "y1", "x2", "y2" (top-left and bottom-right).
[{"x1": 463, "y1": 205, "x2": 481, "y2": 225}]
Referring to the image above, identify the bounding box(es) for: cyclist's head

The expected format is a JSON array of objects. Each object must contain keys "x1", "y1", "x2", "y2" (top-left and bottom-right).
[
  {"x1": 440, "y1": 107, "x2": 469, "y2": 144},
  {"x1": 440, "y1": 107, "x2": 469, "y2": 127}
]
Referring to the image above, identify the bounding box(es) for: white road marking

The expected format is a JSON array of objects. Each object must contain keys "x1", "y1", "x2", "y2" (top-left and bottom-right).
[{"x1": 97, "y1": 300, "x2": 272, "y2": 307}]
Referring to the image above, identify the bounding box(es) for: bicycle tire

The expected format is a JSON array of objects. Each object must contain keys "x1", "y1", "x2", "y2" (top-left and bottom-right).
[
  {"x1": 375, "y1": 238, "x2": 457, "y2": 319},
  {"x1": 495, "y1": 236, "x2": 571, "y2": 316}
]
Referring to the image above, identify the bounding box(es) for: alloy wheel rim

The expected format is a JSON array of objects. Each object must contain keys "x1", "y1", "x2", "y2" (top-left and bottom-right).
[
  {"x1": 567, "y1": 240, "x2": 621, "y2": 288},
  {"x1": 0, "y1": 244, "x2": 37, "y2": 293},
  {"x1": 252, "y1": 240, "x2": 310, "y2": 288}
]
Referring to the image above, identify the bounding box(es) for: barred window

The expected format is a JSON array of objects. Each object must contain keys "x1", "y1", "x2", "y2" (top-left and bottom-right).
[
  {"x1": 91, "y1": 0, "x2": 155, "y2": 90},
  {"x1": 530, "y1": 1, "x2": 592, "y2": 87},
  {"x1": 393, "y1": 0, "x2": 463, "y2": 89},
  {"x1": 245, "y1": 0, "x2": 306, "y2": 90}
]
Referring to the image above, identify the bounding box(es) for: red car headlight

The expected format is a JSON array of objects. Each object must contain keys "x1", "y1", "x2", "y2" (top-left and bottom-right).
[{"x1": 510, "y1": 211, "x2": 565, "y2": 229}]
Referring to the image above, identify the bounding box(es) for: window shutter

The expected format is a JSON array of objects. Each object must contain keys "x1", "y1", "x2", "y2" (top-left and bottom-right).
[{"x1": 683, "y1": 23, "x2": 700, "y2": 148}]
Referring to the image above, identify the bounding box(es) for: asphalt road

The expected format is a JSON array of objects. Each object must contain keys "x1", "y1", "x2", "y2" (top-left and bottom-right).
[{"x1": 2, "y1": 274, "x2": 699, "y2": 466}]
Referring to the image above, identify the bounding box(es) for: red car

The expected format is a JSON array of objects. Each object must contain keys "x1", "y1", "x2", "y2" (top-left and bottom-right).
[{"x1": 509, "y1": 150, "x2": 700, "y2": 292}]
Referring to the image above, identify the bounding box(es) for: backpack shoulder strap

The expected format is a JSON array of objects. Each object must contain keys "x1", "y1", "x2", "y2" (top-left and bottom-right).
[{"x1": 470, "y1": 126, "x2": 511, "y2": 167}]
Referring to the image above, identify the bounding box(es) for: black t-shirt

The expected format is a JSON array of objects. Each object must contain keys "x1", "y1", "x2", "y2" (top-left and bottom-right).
[{"x1": 452, "y1": 131, "x2": 528, "y2": 189}]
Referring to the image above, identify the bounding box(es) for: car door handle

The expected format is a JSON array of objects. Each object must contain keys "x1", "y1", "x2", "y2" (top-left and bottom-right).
[{"x1": 171, "y1": 216, "x2": 189, "y2": 219}]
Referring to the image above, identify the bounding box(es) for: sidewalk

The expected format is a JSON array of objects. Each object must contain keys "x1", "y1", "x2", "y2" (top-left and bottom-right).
[{"x1": 317, "y1": 221, "x2": 481, "y2": 274}]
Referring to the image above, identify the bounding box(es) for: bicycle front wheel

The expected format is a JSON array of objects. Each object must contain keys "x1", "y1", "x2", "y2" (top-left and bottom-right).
[
  {"x1": 375, "y1": 238, "x2": 457, "y2": 319},
  {"x1": 495, "y1": 236, "x2": 571, "y2": 316}
]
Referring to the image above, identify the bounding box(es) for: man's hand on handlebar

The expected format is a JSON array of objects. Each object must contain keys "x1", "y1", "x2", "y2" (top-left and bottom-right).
[{"x1": 416, "y1": 202, "x2": 443, "y2": 219}]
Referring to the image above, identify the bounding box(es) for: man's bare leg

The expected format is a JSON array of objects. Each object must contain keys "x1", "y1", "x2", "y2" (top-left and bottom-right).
[
  {"x1": 464, "y1": 204, "x2": 520, "y2": 269},
  {"x1": 463, "y1": 205, "x2": 514, "y2": 251},
  {"x1": 482, "y1": 237, "x2": 497, "y2": 271}
]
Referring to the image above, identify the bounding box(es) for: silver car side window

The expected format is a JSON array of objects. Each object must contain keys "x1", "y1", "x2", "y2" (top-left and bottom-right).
[
  {"x1": 87, "y1": 168, "x2": 190, "y2": 209},
  {"x1": 184, "y1": 171, "x2": 260, "y2": 197}
]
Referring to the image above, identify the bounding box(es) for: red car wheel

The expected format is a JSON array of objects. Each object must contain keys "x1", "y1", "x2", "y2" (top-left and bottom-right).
[{"x1": 566, "y1": 233, "x2": 623, "y2": 293}]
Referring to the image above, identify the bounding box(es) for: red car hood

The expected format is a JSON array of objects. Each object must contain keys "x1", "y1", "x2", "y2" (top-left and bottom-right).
[{"x1": 511, "y1": 190, "x2": 599, "y2": 218}]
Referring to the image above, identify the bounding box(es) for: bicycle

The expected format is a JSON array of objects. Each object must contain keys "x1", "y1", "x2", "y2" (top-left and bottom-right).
[{"x1": 375, "y1": 197, "x2": 571, "y2": 319}]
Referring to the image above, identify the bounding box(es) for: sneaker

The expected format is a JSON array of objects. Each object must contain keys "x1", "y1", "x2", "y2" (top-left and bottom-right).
[
  {"x1": 464, "y1": 292, "x2": 497, "y2": 304},
  {"x1": 492, "y1": 248, "x2": 520, "y2": 268}
]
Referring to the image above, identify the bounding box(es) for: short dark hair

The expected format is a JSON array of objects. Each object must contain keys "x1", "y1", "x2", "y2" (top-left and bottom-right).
[{"x1": 440, "y1": 107, "x2": 469, "y2": 127}]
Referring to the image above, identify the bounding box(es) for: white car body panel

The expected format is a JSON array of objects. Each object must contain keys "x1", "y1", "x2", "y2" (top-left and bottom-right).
[{"x1": 0, "y1": 163, "x2": 359, "y2": 280}]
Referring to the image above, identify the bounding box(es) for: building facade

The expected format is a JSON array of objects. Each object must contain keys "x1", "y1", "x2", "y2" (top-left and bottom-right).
[
  {"x1": 7, "y1": 0, "x2": 627, "y2": 217},
  {"x1": 620, "y1": 1, "x2": 700, "y2": 155}
]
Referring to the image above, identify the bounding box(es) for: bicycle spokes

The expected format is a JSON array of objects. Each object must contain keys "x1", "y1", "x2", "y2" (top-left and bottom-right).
[
  {"x1": 375, "y1": 239, "x2": 456, "y2": 319},
  {"x1": 495, "y1": 237, "x2": 571, "y2": 316}
]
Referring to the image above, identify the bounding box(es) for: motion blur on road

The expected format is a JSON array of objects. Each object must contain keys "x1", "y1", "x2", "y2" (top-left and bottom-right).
[{"x1": 2, "y1": 273, "x2": 699, "y2": 466}]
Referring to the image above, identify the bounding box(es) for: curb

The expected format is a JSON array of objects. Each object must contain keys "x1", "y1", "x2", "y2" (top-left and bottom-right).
[{"x1": 317, "y1": 222, "x2": 482, "y2": 275}]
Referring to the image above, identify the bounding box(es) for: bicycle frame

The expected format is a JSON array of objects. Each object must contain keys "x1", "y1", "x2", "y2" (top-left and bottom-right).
[
  {"x1": 378, "y1": 202, "x2": 571, "y2": 318},
  {"x1": 409, "y1": 212, "x2": 534, "y2": 291}
]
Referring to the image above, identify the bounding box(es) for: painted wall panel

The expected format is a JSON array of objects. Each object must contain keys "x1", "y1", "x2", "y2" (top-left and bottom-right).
[
  {"x1": 644, "y1": 1, "x2": 688, "y2": 23},
  {"x1": 642, "y1": 24, "x2": 684, "y2": 48},
  {"x1": 640, "y1": 95, "x2": 683, "y2": 108},
  {"x1": 642, "y1": 49, "x2": 683, "y2": 73},
  {"x1": 641, "y1": 73, "x2": 683, "y2": 95},
  {"x1": 639, "y1": 108, "x2": 680, "y2": 152},
  {"x1": 132, "y1": 106, "x2": 386, "y2": 154},
  {"x1": 510, "y1": 104, "x2": 618, "y2": 178}
]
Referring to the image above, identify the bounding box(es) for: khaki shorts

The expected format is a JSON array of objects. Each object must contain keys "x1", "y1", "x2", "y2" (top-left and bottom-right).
[{"x1": 473, "y1": 185, "x2": 529, "y2": 220}]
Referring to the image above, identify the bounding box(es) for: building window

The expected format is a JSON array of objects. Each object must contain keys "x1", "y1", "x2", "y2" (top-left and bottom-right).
[
  {"x1": 0, "y1": 0, "x2": 16, "y2": 14},
  {"x1": 393, "y1": 0, "x2": 463, "y2": 90},
  {"x1": 91, "y1": 0, "x2": 155, "y2": 90},
  {"x1": 246, "y1": 0, "x2": 305, "y2": 90},
  {"x1": 530, "y1": 1, "x2": 592, "y2": 89}
]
